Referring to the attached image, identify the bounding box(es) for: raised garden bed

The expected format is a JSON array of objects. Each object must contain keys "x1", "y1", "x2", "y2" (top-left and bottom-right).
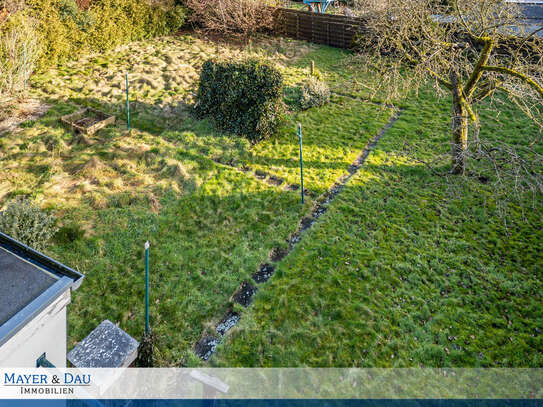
[{"x1": 61, "y1": 107, "x2": 115, "y2": 135}]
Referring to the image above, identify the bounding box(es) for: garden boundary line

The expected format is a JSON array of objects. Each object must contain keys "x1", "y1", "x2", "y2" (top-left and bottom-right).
[
  {"x1": 193, "y1": 107, "x2": 404, "y2": 361},
  {"x1": 271, "y1": 7, "x2": 369, "y2": 49},
  {"x1": 269, "y1": 6, "x2": 542, "y2": 51}
]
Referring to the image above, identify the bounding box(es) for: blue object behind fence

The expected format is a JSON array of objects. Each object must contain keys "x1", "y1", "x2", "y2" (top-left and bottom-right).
[{"x1": 303, "y1": 0, "x2": 334, "y2": 13}]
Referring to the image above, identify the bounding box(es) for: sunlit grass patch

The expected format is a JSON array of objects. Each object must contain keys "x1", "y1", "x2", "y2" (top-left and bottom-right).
[
  {"x1": 160, "y1": 96, "x2": 393, "y2": 195},
  {"x1": 30, "y1": 35, "x2": 318, "y2": 129},
  {"x1": 212, "y1": 89, "x2": 543, "y2": 368},
  {"x1": 0, "y1": 102, "x2": 215, "y2": 214}
]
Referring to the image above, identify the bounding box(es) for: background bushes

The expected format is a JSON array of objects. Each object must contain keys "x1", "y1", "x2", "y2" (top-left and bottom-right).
[
  {"x1": 0, "y1": 0, "x2": 187, "y2": 97},
  {"x1": 196, "y1": 58, "x2": 284, "y2": 142},
  {"x1": 185, "y1": 0, "x2": 275, "y2": 41},
  {"x1": 0, "y1": 12, "x2": 40, "y2": 95}
]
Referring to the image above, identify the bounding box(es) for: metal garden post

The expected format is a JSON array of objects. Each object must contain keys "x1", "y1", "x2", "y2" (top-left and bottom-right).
[
  {"x1": 297, "y1": 123, "x2": 304, "y2": 204},
  {"x1": 144, "y1": 241, "x2": 150, "y2": 334},
  {"x1": 126, "y1": 73, "x2": 130, "y2": 131}
]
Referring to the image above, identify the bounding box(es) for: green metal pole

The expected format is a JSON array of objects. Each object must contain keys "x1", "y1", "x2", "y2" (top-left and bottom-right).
[
  {"x1": 298, "y1": 123, "x2": 304, "y2": 204},
  {"x1": 145, "y1": 241, "x2": 150, "y2": 333},
  {"x1": 126, "y1": 73, "x2": 130, "y2": 131}
]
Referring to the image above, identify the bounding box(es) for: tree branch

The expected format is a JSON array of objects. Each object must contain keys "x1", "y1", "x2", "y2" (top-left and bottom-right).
[
  {"x1": 481, "y1": 66, "x2": 543, "y2": 99},
  {"x1": 463, "y1": 37, "x2": 494, "y2": 98},
  {"x1": 428, "y1": 68, "x2": 453, "y2": 90}
]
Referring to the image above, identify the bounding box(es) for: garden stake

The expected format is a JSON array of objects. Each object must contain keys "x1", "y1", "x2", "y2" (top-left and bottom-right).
[
  {"x1": 145, "y1": 241, "x2": 150, "y2": 333},
  {"x1": 310, "y1": 60, "x2": 315, "y2": 76},
  {"x1": 298, "y1": 123, "x2": 304, "y2": 204},
  {"x1": 126, "y1": 73, "x2": 130, "y2": 131}
]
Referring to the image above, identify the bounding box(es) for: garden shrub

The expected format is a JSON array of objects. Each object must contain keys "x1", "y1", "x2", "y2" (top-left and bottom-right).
[
  {"x1": 300, "y1": 76, "x2": 330, "y2": 110},
  {"x1": 0, "y1": 12, "x2": 40, "y2": 97},
  {"x1": 0, "y1": 198, "x2": 58, "y2": 251},
  {"x1": 196, "y1": 58, "x2": 284, "y2": 142}
]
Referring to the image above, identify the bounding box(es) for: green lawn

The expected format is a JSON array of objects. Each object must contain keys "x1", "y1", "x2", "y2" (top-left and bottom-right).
[
  {"x1": 212, "y1": 90, "x2": 543, "y2": 367},
  {"x1": 0, "y1": 35, "x2": 397, "y2": 366},
  {"x1": 0, "y1": 31, "x2": 541, "y2": 368}
]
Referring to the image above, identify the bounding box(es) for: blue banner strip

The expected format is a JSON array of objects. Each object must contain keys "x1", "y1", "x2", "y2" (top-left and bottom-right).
[{"x1": 1, "y1": 400, "x2": 543, "y2": 407}]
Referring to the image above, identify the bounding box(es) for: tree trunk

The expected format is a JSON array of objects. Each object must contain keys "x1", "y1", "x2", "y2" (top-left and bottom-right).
[{"x1": 450, "y1": 70, "x2": 468, "y2": 175}]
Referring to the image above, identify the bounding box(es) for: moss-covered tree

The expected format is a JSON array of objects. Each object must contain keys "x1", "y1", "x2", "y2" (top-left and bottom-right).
[{"x1": 358, "y1": 0, "x2": 543, "y2": 174}]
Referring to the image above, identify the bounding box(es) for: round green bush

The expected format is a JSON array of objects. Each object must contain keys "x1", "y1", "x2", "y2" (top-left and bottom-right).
[{"x1": 196, "y1": 58, "x2": 284, "y2": 142}]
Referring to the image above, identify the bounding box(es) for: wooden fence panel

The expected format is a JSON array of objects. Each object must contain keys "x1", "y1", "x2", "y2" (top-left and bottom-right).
[{"x1": 273, "y1": 8, "x2": 368, "y2": 49}]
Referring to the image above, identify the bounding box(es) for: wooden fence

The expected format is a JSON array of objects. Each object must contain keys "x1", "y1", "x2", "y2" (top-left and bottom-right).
[{"x1": 272, "y1": 8, "x2": 368, "y2": 49}]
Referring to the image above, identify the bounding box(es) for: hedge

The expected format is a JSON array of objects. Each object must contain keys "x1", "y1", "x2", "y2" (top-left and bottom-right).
[{"x1": 196, "y1": 58, "x2": 284, "y2": 142}]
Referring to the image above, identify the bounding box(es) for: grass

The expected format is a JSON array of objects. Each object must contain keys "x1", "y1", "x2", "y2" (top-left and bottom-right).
[
  {"x1": 30, "y1": 35, "x2": 318, "y2": 132},
  {"x1": 1, "y1": 30, "x2": 541, "y2": 368},
  {"x1": 163, "y1": 95, "x2": 392, "y2": 195},
  {"x1": 0, "y1": 34, "x2": 395, "y2": 365},
  {"x1": 0, "y1": 102, "x2": 214, "y2": 210},
  {"x1": 50, "y1": 167, "x2": 303, "y2": 365},
  {"x1": 212, "y1": 90, "x2": 543, "y2": 367}
]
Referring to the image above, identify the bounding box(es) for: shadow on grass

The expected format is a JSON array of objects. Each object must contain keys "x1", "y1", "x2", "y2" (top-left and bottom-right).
[
  {"x1": 52, "y1": 182, "x2": 304, "y2": 366},
  {"x1": 36, "y1": 96, "x2": 393, "y2": 187},
  {"x1": 210, "y1": 155, "x2": 543, "y2": 368}
]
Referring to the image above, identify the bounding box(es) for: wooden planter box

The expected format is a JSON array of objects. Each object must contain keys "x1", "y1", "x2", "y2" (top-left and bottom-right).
[{"x1": 61, "y1": 107, "x2": 115, "y2": 135}]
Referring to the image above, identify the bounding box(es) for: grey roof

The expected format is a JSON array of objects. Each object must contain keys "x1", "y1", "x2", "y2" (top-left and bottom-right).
[
  {"x1": 0, "y1": 232, "x2": 84, "y2": 347},
  {"x1": 506, "y1": 1, "x2": 543, "y2": 19},
  {"x1": 520, "y1": 5, "x2": 543, "y2": 19},
  {"x1": 0, "y1": 246, "x2": 57, "y2": 326}
]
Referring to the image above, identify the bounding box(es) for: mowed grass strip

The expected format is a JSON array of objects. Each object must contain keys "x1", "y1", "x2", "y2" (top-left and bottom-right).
[{"x1": 212, "y1": 91, "x2": 543, "y2": 367}]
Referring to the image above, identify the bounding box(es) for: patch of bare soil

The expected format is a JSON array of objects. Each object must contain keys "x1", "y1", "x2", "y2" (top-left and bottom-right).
[
  {"x1": 0, "y1": 98, "x2": 51, "y2": 135},
  {"x1": 74, "y1": 117, "x2": 100, "y2": 128}
]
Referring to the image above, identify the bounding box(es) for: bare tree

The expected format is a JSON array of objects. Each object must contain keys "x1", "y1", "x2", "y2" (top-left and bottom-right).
[
  {"x1": 357, "y1": 0, "x2": 543, "y2": 175},
  {"x1": 186, "y1": 0, "x2": 276, "y2": 41}
]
